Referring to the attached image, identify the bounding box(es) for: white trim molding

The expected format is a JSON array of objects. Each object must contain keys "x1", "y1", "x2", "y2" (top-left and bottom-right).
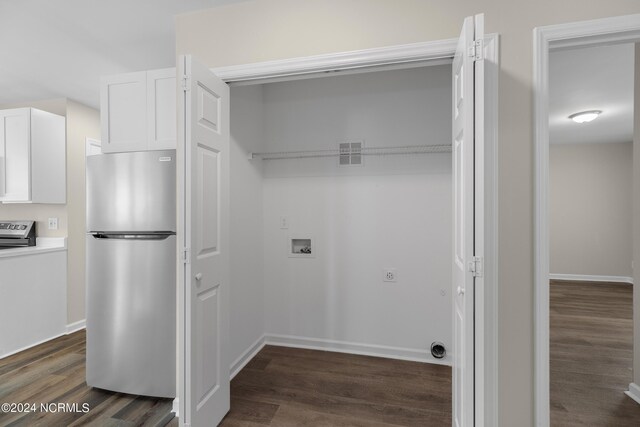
[
  {"x1": 66, "y1": 319, "x2": 86, "y2": 334},
  {"x1": 626, "y1": 382, "x2": 640, "y2": 405},
  {"x1": 0, "y1": 333, "x2": 66, "y2": 360},
  {"x1": 264, "y1": 334, "x2": 451, "y2": 366},
  {"x1": 549, "y1": 274, "x2": 633, "y2": 284},
  {"x1": 230, "y1": 335, "x2": 267, "y2": 380},
  {"x1": 212, "y1": 39, "x2": 458, "y2": 84},
  {"x1": 171, "y1": 398, "x2": 179, "y2": 418},
  {"x1": 534, "y1": 13, "x2": 640, "y2": 427}
]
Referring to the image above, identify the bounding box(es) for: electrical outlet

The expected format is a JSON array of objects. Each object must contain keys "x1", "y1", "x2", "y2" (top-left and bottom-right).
[
  {"x1": 280, "y1": 216, "x2": 289, "y2": 229},
  {"x1": 48, "y1": 217, "x2": 58, "y2": 230},
  {"x1": 383, "y1": 268, "x2": 397, "y2": 282}
]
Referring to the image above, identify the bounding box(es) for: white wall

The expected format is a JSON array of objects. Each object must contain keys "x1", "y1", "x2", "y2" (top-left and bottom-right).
[
  {"x1": 229, "y1": 85, "x2": 266, "y2": 367},
  {"x1": 65, "y1": 100, "x2": 100, "y2": 324},
  {"x1": 259, "y1": 66, "x2": 453, "y2": 361},
  {"x1": 550, "y1": 142, "x2": 633, "y2": 279}
]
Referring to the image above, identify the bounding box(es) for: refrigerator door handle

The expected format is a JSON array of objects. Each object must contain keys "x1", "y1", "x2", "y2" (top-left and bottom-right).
[{"x1": 91, "y1": 233, "x2": 175, "y2": 241}]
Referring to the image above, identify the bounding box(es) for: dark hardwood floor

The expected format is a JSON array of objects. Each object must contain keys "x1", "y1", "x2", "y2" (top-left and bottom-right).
[
  {"x1": 221, "y1": 345, "x2": 451, "y2": 426},
  {"x1": 1, "y1": 331, "x2": 451, "y2": 426},
  {"x1": 550, "y1": 280, "x2": 640, "y2": 426},
  {"x1": 0, "y1": 330, "x2": 174, "y2": 426}
]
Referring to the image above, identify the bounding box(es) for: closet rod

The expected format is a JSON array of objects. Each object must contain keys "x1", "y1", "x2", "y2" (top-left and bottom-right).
[{"x1": 249, "y1": 144, "x2": 451, "y2": 160}]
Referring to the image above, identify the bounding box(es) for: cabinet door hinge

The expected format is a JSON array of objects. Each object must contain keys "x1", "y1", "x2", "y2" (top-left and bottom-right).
[
  {"x1": 468, "y1": 256, "x2": 484, "y2": 277},
  {"x1": 468, "y1": 39, "x2": 483, "y2": 61},
  {"x1": 181, "y1": 75, "x2": 190, "y2": 92},
  {"x1": 182, "y1": 247, "x2": 191, "y2": 264}
]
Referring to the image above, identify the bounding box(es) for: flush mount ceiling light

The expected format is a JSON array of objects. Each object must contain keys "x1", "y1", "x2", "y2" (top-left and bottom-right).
[{"x1": 568, "y1": 110, "x2": 602, "y2": 123}]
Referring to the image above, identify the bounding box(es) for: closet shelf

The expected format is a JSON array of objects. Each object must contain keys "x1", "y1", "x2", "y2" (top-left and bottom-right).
[{"x1": 249, "y1": 144, "x2": 452, "y2": 160}]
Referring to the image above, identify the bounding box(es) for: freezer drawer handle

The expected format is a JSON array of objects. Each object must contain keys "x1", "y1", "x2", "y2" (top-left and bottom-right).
[{"x1": 91, "y1": 233, "x2": 174, "y2": 240}]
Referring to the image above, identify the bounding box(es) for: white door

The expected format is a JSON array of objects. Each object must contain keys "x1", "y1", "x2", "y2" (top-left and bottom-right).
[
  {"x1": 178, "y1": 55, "x2": 230, "y2": 427},
  {"x1": 452, "y1": 14, "x2": 484, "y2": 427}
]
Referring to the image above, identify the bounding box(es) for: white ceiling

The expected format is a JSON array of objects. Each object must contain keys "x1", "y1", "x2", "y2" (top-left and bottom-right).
[
  {"x1": 0, "y1": 0, "x2": 246, "y2": 109},
  {"x1": 549, "y1": 43, "x2": 634, "y2": 145}
]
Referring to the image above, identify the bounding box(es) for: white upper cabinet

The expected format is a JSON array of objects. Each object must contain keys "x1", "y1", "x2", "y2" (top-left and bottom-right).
[
  {"x1": 100, "y1": 71, "x2": 147, "y2": 153},
  {"x1": 101, "y1": 68, "x2": 176, "y2": 153},
  {"x1": 0, "y1": 108, "x2": 66, "y2": 204},
  {"x1": 147, "y1": 68, "x2": 177, "y2": 150}
]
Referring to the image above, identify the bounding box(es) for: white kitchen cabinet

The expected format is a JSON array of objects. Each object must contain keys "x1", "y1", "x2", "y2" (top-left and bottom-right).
[
  {"x1": 0, "y1": 245, "x2": 67, "y2": 358},
  {"x1": 101, "y1": 68, "x2": 176, "y2": 153},
  {"x1": 147, "y1": 68, "x2": 177, "y2": 150},
  {"x1": 100, "y1": 71, "x2": 147, "y2": 153},
  {"x1": 0, "y1": 108, "x2": 66, "y2": 204}
]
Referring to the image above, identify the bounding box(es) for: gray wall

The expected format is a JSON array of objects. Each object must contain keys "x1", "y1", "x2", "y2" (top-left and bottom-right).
[
  {"x1": 550, "y1": 142, "x2": 633, "y2": 279},
  {"x1": 260, "y1": 67, "x2": 453, "y2": 360}
]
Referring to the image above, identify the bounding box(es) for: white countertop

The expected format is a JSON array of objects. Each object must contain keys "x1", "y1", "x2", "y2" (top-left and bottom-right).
[{"x1": 0, "y1": 237, "x2": 67, "y2": 259}]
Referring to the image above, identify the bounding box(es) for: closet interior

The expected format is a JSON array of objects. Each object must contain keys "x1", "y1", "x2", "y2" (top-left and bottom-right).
[{"x1": 227, "y1": 62, "x2": 454, "y2": 370}]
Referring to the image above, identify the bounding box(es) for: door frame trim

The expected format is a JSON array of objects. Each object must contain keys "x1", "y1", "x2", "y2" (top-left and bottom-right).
[
  {"x1": 533, "y1": 13, "x2": 640, "y2": 427},
  {"x1": 201, "y1": 36, "x2": 499, "y2": 427},
  {"x1": 212, "y1": 39, "x2": 458, "y2": 84}
]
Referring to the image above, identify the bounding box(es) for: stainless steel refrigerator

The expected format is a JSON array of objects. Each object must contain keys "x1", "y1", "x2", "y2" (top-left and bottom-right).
[{"x1": 86, "y1": 150, "x2": 176, "y2": 398}]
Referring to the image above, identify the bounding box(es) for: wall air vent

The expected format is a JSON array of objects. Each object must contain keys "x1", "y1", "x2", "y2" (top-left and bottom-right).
[{"x1": 339, "y1": 141, "x2": 363, "y2": 166}]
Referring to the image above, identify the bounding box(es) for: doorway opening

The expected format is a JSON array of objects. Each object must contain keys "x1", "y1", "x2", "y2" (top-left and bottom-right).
[
  {"x1": 548, "y1": 42, "x2": 637, "y2": 424},
  {"x1": 534, "y1": 13, "x2": 640, "y2": 426}
]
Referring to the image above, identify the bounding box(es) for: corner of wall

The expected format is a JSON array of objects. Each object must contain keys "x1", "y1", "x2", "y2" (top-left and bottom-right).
[{"x1": 64, "y1": 99, "x2": 100, "y2": 325}]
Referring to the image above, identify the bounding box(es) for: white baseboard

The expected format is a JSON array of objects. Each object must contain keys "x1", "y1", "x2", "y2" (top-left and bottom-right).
[
  {"x1": 626, "y1": 383, "x2": 640, "y2": 405},
  {"x1": 66, "y1": 319, "x2": 86, "y2": 334},
  {"x1": 550, "y1": 274, "x2": 633, "y2": 284},
  {"x1": 230, "y1": 334, "x2": 267, "y2": 379},
  {"x1": 1, "y1": 319, "x2": 87, "y2": 360},
  {"x1": 0, "y1": 331, "x2": 66, "y2": 360},
  {"x1": 172, "y1": 398, "x2": 179, "y2": 417},
  {"x1": 263, "y1": 334, "x2": 451, "y2": 366},
  {"x1": 226, "y1": 333, "x2": 450, "y2": 381}
]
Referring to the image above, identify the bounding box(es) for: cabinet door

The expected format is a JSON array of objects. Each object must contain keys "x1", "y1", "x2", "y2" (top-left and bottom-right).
[
  {"x1": 147, "y1": 68, "x2": 176, "y2": 150},
  {"x1": 0, "y1": 109, "x2": 31, "y2": 202},
  {"x1": 101, "y1": 71, "x2": 147, "y2": 153}
]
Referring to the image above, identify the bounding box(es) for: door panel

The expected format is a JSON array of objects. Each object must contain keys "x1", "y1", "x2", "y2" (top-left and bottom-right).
[
  {"x1": 197, "y1": 147, "x2": 220, "y2": 256},
  {"x1": 195, "y1": 285, "x2": 220, "y2": 406},
  {"x1": 179, "y1": 54, "x2": 230, "y2": 427},
  {"x1": 453, "y1": 14, "x2": 483, "y2": 427}
]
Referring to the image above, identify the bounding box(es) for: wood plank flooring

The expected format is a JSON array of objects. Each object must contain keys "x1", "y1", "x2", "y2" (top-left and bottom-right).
[
  {"x1": 220, "y1": 345, "x2": 452, "y2": 426},
  {"x1": 550, "y1": 280, "x2": 640, "y2": 426},
  {"x1": 0, "y1": 330, "x2": 174, "y2": 426}
]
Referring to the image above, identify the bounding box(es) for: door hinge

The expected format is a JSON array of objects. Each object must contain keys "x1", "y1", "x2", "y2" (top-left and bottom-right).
[
  {"x1": 468, "y1": 39, "x2": 483, "y2": 61},
  {"x1": 181, "y1": 75, "x2": 190, "y2": 92},
  {"x1": 182, "y1": 247, "x2": 191, "y2": 264},
  {"x1": 468, "y1": 256, "x2": 484, "y2": 277}
]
